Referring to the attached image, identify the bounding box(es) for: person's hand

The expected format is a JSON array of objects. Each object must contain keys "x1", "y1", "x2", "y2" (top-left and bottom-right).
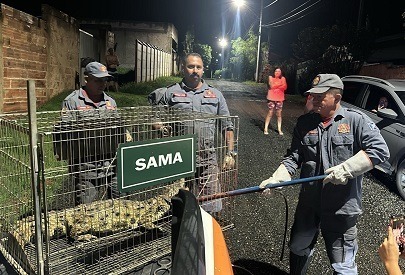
[
  {"x1": 323, "y1": 151, "x2": 373, "y2": 185},
  {"x1": 125, "y1": 130, "x2": 133, "y2": 142},
  {"x1": 323, "y1": 163, "x2": 351, "y2": 185},
  {"x1": 222, "y1": 154, "x2": 235, "y2": 170},
  {"x1": 379, "y1": 226, "x2": 402, "y2": 275},
  {"x1": 259, "y1": 164, "x2": 291, "y2": 195}
]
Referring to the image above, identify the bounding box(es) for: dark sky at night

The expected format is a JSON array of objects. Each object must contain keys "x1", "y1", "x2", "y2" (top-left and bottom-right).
[{"x1": 3, "y1": 0, "x2": 404, "y2": 57}]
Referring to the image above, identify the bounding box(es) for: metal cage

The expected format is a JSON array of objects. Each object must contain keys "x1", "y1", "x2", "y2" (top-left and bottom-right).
[{"x1": 0, "y1": 106, "x2": 238, "y2": 274}]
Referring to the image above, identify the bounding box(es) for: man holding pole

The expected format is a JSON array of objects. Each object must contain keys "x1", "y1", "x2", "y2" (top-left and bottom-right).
[{"x1": 259, "y1": 74, "x2": 389, "y2": 274}]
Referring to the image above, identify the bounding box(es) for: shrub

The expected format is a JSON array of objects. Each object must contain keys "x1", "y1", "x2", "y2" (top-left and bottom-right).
[{"x1": 119, "y1": 76, "x2": 182, "y2": 95}]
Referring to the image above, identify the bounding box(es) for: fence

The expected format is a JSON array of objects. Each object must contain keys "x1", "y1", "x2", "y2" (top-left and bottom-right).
[
  {"x1": 134, "y1": 40, "x2": 172, "y2": 83},
  {"x1": 0, "y1": 87, "x2": 238, "y2": 274}
]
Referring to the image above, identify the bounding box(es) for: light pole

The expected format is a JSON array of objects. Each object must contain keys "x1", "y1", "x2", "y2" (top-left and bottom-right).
[
  {"x1": 233, "y1": 0, "x2": 264, "y2": 82},
  {"x1": 233, "y1": 0, "x2": 275, "y2": 82},
  {"x1": 255, "y1": 0, "x2": 263, "y2": 82}
]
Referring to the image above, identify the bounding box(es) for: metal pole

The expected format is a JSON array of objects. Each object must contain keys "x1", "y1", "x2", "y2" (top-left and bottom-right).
[
  {"x1": 255, "y1": 0, "x2": 263, "y2": 82},
  {"x1": 357, "y1": 0, "x2": 364, "y2": 30},
  {"x1": 135, "y1": 40, "x2": 138, "y2": 83},
  {"x1": 197, "y1": 175, "x2": 327, "y2": 202},
  {"x1": 221, "y1": 48, "x2": 225, "y2": 71},
  {"x1": 27, "y1": 80, "x2": 45, "y2": 275}
]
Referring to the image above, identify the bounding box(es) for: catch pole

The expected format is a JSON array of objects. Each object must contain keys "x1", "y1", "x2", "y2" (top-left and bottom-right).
[{"x1": 198, "y1": 175, "x2": 327, "y2": 202}]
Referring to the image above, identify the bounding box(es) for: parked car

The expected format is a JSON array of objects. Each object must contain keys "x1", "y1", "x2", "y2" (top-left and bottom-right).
[{"x1": 340, "y1": 75, "x2": 405, "y2": 199}]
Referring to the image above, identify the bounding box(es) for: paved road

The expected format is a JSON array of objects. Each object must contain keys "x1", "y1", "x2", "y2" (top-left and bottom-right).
[{"x1": 207, "y1": 79, "x2": 405, "y2": 275}]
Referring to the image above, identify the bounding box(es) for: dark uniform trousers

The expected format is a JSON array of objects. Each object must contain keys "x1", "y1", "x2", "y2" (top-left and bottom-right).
[{"x1": 71, "y1": 156, "x2": 120, "y2": 204}]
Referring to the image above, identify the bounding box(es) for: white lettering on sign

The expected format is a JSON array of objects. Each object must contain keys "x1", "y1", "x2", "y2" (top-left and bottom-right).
[{"x1": 135, "y1": 152, "x2": 183, "y2": 171}]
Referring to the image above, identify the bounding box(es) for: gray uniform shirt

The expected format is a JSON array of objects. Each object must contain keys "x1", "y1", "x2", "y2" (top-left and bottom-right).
[
  {"x1": 282, "y1": 106, "x2": 389, "y2": 215},
  {"x1": 62, "y1": 88, "x2": 117, "y2": 116},
  {"x1": 148, "y1": 80, "x2": 233, "y2": 165},
  {"x1": 58, "y1": 88, "x2": 122, "y2": 162},
  {"x1": 148, "y1": 80, "x2": 230, "y2": 116}
]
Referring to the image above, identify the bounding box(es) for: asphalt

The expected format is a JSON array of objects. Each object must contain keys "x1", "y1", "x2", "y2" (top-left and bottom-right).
[{"x1": 207, "y1": 79, "x2": 405, "y2": 275}]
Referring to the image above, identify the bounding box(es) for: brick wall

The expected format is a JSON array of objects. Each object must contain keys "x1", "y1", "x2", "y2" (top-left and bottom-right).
[
  {"x1": 42, "y1": 5, "x2": 79, "y2": 100},
  {"x1": 0, "y1": 4, "x2": 79, "y2": 113},
  {"x1": 359, "y1": 63, "x2": 405, "y2": 80}
]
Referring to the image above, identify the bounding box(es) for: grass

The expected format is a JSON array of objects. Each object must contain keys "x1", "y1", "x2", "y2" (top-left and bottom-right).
[
  {"x1": 243, "y1": 81, "x2": 266, "y2": 87},
  {"x1": 118, "y1": 76, "x2": 181, "y2": 95},
  {"x1": 38, "y1": 76, "x2": 181, "y2": 111}
]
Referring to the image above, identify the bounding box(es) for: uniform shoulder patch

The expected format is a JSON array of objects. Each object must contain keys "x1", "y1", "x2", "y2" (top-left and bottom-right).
[{"x1": 367, "y1": 122, "x2": 379, "y2": 130}]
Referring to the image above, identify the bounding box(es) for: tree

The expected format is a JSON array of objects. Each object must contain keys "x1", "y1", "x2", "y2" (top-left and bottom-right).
[
  {"x1": 292, "y1": 24, "x2": 374, "y2": 94},
  {"x1": 229, "y1": 30, "x2": 258, "y2": 80},
  {"x1": 194, "y1": 43, "x2": 212, "y2": 69},
  {"x1": 182, "y1": 28, "x2": 195, "y2": 55},
  {"x1": 292, "y1": 24, "x2": 373, "y2": 63}
]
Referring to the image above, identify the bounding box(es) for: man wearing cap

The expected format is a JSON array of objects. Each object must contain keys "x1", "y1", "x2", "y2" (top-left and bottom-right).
[
  {"x1": 60, "y1": 61, "x2": 121, "y2": 204},
  {"x1": 259, "y1": 74, "x2": 389, "y2": 274},
  {"x1": 148, "y1": 53, "x2": 236, "y2": 214},
  {"x1": 62, "y1": 61, "x2": 115, "y2": 111}
]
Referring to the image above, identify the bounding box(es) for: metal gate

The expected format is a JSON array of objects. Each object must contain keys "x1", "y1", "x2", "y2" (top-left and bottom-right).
[{"x1": 0, "y1": 104, "x2": 238, "y2": 274}]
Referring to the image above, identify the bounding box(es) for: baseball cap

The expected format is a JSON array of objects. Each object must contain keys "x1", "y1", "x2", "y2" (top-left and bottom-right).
[
  {"x1": 305, "y1": 74, "x2": 343, "y2": 94},
  {"x1": 84, "y1": 62, "x2": 111, "y2": 78}
]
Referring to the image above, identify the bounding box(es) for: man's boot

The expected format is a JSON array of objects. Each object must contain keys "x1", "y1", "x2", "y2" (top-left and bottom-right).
[{"x1": 289, "y1": 252, "x2": 312, "y2": 275}]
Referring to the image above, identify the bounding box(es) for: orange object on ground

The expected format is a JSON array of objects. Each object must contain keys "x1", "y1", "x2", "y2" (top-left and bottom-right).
[
  {"x1": 171, "y1": 189, "x2": 235, "y2": 275},
  {"x1": 201, "y1": 209, "x2": 234, "y2": 275},
  {"x1": 267, "y1": 76, "x2": 287, "y2": 101}
]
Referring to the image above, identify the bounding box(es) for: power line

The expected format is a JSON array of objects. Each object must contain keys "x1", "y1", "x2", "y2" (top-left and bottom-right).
[
  {"x1": 270, "y1": 1, "x2": 326, "y2": 28},
  {"x1": 261, "y1": 0, "x2": 322, "y2": 28},
  {"x1": 263, "y1": 0, "x2": 279, "y2": 9},
  {"x1": 265, "y1": 0, "x2": 315, "y2": 23}
]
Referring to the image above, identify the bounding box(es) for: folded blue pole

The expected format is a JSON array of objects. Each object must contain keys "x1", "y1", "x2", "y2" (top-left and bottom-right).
[{"x1": 197, "y1": 175, "x2": 327, "y2": 202}]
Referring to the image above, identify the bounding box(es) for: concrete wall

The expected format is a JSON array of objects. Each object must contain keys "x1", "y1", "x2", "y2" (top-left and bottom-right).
[
  {"x1": 80, "y1": 20, "x2": 178, "y2": 71},
  {"x1": 113, "y1": 21, "x2": 177, "y2": 69},
  {"x1": 359, "y1": 63, "x2": 405, "y2": 80},
  {"x1": 135, "y1": 40, "x2": 172, "y2": 82},
  {"x1": 0, "y1": 4, "x2": 79, "y2": 113}
]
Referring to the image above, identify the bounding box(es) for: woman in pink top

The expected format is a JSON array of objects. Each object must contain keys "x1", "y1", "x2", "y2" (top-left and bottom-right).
[{"x1": 264, "y1": 67, "x2": 287, "y2": 135}]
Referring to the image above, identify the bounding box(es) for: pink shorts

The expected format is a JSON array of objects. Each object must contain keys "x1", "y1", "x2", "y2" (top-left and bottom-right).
[{"x1": 267, "y1": 100, "x2": 283, "y2": 110}]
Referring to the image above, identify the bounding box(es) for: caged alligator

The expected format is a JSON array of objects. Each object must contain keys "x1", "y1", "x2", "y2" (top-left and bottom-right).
[{"x1": 11, "y1": 179, "x2": 185, "y2": 248}]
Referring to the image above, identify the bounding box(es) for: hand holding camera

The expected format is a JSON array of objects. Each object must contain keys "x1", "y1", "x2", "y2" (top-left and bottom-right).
[{"x1": 378, "y1": 220, "x2": 404, "y2": 275}]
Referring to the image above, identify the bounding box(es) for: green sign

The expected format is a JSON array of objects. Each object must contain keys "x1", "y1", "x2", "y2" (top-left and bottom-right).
[{"x1": 117, "y1": 135, "x2": 196, "y2": 192}]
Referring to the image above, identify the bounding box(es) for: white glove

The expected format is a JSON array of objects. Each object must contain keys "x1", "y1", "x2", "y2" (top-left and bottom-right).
[
  {"x1": 259, "y1": 164, "x2": 291, "y2": 189},
  {"x1": 323, "y1": 150, "x2": 373, "y2": 185},
  {"x1": 222, "y1": 155, "x2": 236, "y2": 170},
  {"x1": 125, "y1": 130, "x2": 133, "y2": 142}
]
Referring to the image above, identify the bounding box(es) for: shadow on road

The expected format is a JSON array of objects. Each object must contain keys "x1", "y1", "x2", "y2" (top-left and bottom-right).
[
  {"x1": 250, "y1": 118, "x2": 264, "y2": 132},
  {"x1": 370, "y1": 169, "x2": 399, "y2": 195},
  {"x1": 232, "y1": 259, "x2": 288, "y2": 275}
]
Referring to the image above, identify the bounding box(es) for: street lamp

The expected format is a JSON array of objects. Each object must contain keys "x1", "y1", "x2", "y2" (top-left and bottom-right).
[
  {"x1": 234, "y1": 0, "x2": 276, "y2": 82},
  {"x1": 234, "y1": 0, "x2": 246, "y2": 8},
  {"x1": 219, "y1": 38, "x2": 228, "y2": 48}
]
